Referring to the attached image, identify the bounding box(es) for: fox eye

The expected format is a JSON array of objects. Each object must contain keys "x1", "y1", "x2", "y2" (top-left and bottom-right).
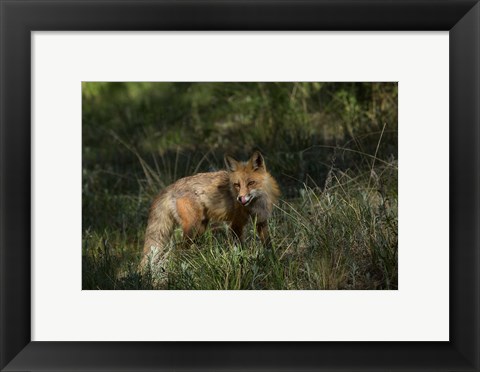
[
  {"x1": 234, "y1": 183, "x2": 240, "y2": 189},
  {"x1": 247, "y1": 181, "x2": 255, "y2": 186}
]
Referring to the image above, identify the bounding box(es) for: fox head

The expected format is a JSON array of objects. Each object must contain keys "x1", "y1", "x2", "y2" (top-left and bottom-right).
[{"x1": 224, "y1": 151, "x2": 268, "y2": 207}]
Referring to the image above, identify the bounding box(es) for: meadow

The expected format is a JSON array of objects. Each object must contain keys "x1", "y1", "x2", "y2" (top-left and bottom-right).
[{"x1": 82, "y1": 82, "x2": 398, "y2": 290}]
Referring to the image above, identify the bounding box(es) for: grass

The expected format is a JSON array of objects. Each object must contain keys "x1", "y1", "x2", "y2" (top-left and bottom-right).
[{"x1": 82, "y1": 160, "x2": 397, "y2": 290}]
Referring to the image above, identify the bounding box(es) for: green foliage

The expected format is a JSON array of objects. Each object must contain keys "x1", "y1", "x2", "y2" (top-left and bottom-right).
[{"x1": 82, "y1": 82, "x2": 398, "y2": 290}]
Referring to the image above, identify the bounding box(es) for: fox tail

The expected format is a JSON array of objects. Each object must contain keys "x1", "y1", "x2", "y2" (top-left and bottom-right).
[{"x1": 141, "y1": 192, "x2": 175, "y2": 270}]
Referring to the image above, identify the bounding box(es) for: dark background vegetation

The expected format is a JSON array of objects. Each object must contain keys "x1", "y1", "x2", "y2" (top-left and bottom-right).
[{"x1": 82, "y1": 82, "x2": 398, "y2": 290}]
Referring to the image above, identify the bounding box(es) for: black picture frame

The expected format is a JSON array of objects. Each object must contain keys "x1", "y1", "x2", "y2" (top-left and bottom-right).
[{"x1": 1, "y1": 1, "x2": 479, "y2": 371}]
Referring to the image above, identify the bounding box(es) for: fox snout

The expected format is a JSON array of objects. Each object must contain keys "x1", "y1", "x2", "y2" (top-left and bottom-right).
[{"x1": 237, "y1": 194, "x2": 253, "y2": 206}]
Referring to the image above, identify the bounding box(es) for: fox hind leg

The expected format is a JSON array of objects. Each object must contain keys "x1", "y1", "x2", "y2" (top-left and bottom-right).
[{"x1": 176, "y1": 196, "x2": 207, "y2": 245}]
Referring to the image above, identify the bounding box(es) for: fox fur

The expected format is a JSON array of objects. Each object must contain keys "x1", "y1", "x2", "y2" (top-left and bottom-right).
[{"x1": 142, "y1": 151, "x2": 280, "y2": 267}]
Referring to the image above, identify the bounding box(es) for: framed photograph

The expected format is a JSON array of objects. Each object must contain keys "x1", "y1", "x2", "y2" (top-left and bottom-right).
[
  {"x1": 80, "y1": 80, "x2": 399, "y2": 292},
  {"x1": 1, "y1": 0, "x2": 479, "y2": 371}
]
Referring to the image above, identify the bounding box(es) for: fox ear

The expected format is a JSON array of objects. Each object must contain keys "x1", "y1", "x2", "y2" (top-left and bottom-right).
[
  {"x1": 250, "y1": 151, "x2": 265, "y2": 171},
  {"x1": 224, "y1": 155, "x2": 239, "y2": 172}
]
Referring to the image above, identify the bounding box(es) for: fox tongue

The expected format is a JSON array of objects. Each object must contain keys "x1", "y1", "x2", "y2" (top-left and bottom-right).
[{"x1": 241, "y1": 196, "x2": 248, "y2": 204}]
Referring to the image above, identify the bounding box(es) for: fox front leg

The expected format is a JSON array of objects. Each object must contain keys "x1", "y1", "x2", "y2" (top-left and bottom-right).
[
  {"x1": 256, "y1": 221, "x2": 272, "y2": 248},
  {"x1": 230, "y1": 219, "x2": 246, "y2": 245}
]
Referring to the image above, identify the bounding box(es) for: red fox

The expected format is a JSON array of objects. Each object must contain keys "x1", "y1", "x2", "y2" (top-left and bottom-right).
[{"x1": 142, "y1": 151, "x2": 280, "y2": 267}]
